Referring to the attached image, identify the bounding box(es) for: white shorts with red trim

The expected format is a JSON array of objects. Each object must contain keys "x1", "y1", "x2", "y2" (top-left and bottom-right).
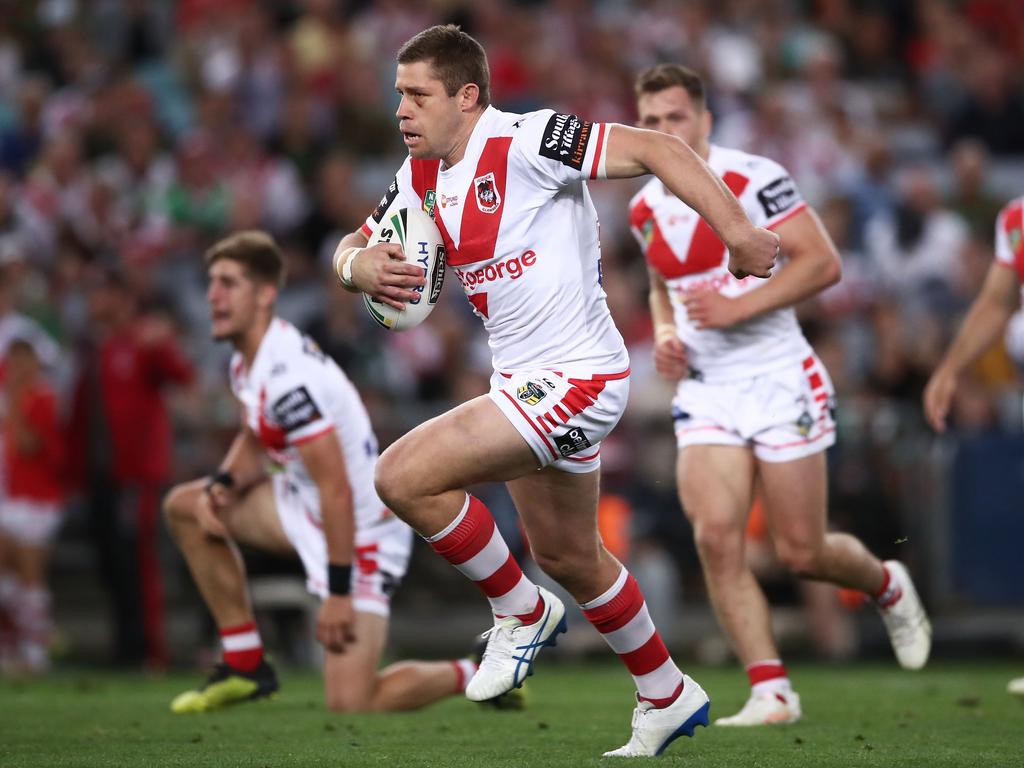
[
  {"x1": 488, "y1": 367, "x2": 630, "y2": 474},
  {"x1": 0, "y1": 498, "x2": 62, "y2": 547},
  {"x1": 271, "y1": 474, "x2": 413, "y2": 617},
  {"x1": 673, "y1": 353, "x2": 836, "y2": 463}
]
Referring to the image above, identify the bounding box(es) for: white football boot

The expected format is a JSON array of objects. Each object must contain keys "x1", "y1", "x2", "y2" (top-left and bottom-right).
[
  {"x1": 465, "y1": 586, "x2": 566, "y2": 702},
  {"x1": 1008, "y1": 677, "x2": 1024, "y2": 697},
  {"x1": 877, "y1": 561, "x2": 932, "y2": 670},
  {"x1": 715, "y1": 689, "x2": 802, "y2": 726},
  {"x1": 603, "y1": 675, "x2": 710, "y2": 757}
]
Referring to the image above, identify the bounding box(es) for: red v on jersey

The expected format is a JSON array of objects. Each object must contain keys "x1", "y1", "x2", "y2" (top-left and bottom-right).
[
  {"x1": 410, "y1": 137, "x2": 514, "y2": 267},
  {"x1": 635, "y1": 171, "x2": 750, "y2": 279}
]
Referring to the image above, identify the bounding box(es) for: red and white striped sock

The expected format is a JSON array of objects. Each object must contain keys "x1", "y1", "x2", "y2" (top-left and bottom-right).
[
  {"x1": 426, "y1": 495, "x2": 542, "y2": 622},
  {"x1": 872, "y1": 564, "x2": 901, "y2": 608},
  {"x1": 220, "y1": 621, "x2": 263, "y2": 672},
  {"x1": 747, "y1": 659, "x2": 792, "y2": 697},
  {"x1": 451, "y1": 659, "x2": 478, "y2": 693},
  {"x1": 580, "y1": 567, "x2": 684, "y2": 708}
]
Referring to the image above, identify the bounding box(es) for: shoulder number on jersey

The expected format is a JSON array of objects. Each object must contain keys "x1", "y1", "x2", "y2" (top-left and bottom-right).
[
  {"x1": 757, "y1": 176, "x2": 800, "y2": 219},
  {"x1": 539, "y1": 113, "x2": 593, "y2": 171},
  {"x1": 271, "y1": 385, "x2": 323, "y2": 434}
]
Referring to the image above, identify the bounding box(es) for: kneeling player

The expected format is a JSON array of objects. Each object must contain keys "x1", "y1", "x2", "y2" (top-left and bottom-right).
[{"x1": 166, "y1": 232, "x2": 476, "y2": 712}]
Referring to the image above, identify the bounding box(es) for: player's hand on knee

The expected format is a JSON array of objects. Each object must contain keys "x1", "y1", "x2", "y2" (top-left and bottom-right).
[
  {"x1": 195, "y1": 491, "x2": 230, "y2": 539},
  {"x1": 727, "y1": 226, "x2": 779, "y2": 279},
  {"x1": 318, "y1": 595, "x2": 356, "y2": 654},
  {"x1": 350, "y1": 243, "x2": 426, "y2": 310},
  {"x1": 654, "y1": 327, "x2": 688, "y2": 381}
]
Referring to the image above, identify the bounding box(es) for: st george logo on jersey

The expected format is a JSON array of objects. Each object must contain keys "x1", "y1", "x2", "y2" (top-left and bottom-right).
[{"x1": 474, "y1": 172, "x2": 501, "y2": 214}]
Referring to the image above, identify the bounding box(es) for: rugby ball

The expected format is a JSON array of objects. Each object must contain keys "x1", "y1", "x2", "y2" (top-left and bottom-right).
[{"x1": 363, "y1": 207, "x2": 447, "y2": 331}]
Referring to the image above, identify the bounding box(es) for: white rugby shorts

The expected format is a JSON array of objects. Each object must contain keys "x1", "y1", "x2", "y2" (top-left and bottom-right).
[
  {"x1": 0, "y1": 498, "x2": 63, "y2": 547},
  {"x1": 673, "y1": 354, "x2": 836, "y2": 463},
  {"x1": 271, "y1": 474, "x2": 412, "y2": 617},
  {"x1": 489, "y1": 368, "x2": 630, "y2": 474}
]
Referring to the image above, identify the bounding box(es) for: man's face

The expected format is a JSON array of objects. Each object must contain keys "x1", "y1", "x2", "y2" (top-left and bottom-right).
[
  {"x1": 636, "y1": 86, "x2": 711, "y2": 150},
  {"x1": 395, "y1": 60, "x2": 465, "y2": 159},
  {"x1": 206, "y1": 259, "x2": 265, "y2": 342}
]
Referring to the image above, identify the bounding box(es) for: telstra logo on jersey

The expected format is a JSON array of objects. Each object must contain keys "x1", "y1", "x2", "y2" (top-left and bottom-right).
[{"x1": 474, "y1": 173, "x2": 501, "y2": 214}]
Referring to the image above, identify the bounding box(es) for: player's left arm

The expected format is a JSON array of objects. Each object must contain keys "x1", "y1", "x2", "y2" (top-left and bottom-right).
[
  {"x1": 685, "y1": 206, "x2": 842, "y2": 329},
  {"x1": 604, "y1": 125, "x2": 778, "y2": 278},
  {"x1": 295, "y1": 430, "x2": 357, "y2": 654}
]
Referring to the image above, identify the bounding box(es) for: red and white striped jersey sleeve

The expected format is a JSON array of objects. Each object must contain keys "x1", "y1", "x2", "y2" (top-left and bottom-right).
[
  {"x1": 994, "y1": 196, "x2": 1024, "y2": 280},
  {"x1": 512, "y1": 109, "x2": 611, "y2": 187}
]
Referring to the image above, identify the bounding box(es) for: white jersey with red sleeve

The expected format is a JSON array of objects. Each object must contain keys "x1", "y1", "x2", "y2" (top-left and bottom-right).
[
  {"x1": 629, "y1": 144, "x2": 813, "y2": 383},
  {"x1": 995, "y1": 196, "x2": 1024, "y2": 282},
  {"x1": 361, "y1": 106, "x2": 628, "y2": 377},
  {"x1": 229, "y1": 318, "x2": 390, "y2": 532}
]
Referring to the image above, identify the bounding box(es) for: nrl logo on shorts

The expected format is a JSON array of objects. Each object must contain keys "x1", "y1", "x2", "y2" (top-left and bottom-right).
[
  {"x1": 796, "y1": 410, "x2": 814, "y2": 437},
  {"x1": 517, "y1": 381, "x2": 547, "y2": 405},
  {"x1": 474, "y1": 172, "x2": 501, "y2": 214}
]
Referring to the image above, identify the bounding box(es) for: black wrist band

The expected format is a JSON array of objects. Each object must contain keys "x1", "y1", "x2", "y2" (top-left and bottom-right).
[
  {"x1": 328, "y1": 564, "x2": 352, "y2": 596},
  {"x1": 205, "y1": 470, "x2": 235, "y2": 493}
]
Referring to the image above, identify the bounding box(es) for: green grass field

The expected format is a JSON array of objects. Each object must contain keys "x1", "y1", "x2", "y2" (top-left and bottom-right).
[{"x1": 1, "y1": 662, "x2": 1021, "y2": 767}]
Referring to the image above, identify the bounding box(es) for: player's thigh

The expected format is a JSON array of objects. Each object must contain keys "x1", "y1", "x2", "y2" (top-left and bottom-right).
[
  {"x1": 506, "y1": 467, "x2": 602, "y2": 563},
  {"x1": 219, "y1": 481, "x2": 294, "y2": 555},
  {"x1": 322, "y1": 611, "x2": 388, "y2": 710},
  {"x1": 676, "y1": 444, "x2": 756, "y2": 533},
  {"x1": 378, "y1": 395, "x2": 539, "y2": 497},
  {"x1": 757, "y1": 451, "x2": 828, "y2": 551}
]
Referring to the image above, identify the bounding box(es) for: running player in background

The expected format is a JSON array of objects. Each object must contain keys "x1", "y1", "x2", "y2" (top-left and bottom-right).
[
  {"x1": 165, "y1": 231, "x2": 476, "y2": 713},
  {"x1": 924, "y1": 195, "x2": 1024, "y2": 698},
  {"x1": 0, "y1": 339, "x2": 63, "y2": 674},
  {"x1": 630, "y1": 64, "x2": 932, "y2": 726},
  {"x1": 332, "y1": 25, "x2": 778, "y2": 757}
]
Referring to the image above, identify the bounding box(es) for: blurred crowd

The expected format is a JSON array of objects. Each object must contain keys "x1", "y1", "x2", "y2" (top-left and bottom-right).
[{"x1": 0, "y1": 0, "x2": 1022, "y2": 669}]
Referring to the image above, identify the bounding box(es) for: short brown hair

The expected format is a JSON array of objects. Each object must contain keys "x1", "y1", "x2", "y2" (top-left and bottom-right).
[
  {"x1": 398, "y1": 25, "x2": 490, "y2": 107},
  {"x1": 634, "y1": 64, "x2": 706, "y2": 110},
  {"x1": 205, "y1": 230, "x2": 285, "y2": 288}
]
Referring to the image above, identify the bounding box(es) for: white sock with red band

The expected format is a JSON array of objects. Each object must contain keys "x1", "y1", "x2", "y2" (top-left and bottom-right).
[
  {"x1": 220, "y1": 621, "x2": 263, "y2": 672},
  {"x1": 580, "y1": 567, "x2": 684, "y2": 708},
  {"x1": 747, "y1": 659, "x2": 792, "y2": 697},
  {"x1": 426, "y1": 495, "x2": 543, "y2": 623},
  {"x1": 452, "y1": 659, "x2": 478, "y2": 693},
  {"x1": 872, "y1": 563, "x2": 902, "y2": 608}
]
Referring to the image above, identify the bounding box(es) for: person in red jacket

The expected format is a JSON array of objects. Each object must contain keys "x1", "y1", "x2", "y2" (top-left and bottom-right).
[
  {"x1": 0, "y1": 339, "x2": 63, "y2": 674},
  {"x1": 66, "y1": 271, "x2": 194, "y2": 667}
]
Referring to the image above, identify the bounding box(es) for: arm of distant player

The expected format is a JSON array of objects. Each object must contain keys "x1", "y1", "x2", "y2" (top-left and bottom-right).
[
  {"x1": 198, "y1": 425, "x2": 268, "y2": 539},
  {"x1": 604, "y1": 125, "x2": 779, "y2": 279},
  {"x1": 295, "y1": 429, "x2": 357, "y2": 654},
  {"x1": 648, "y1": 268, "x2": 688, "y2": 381},
  {"x1": 332, "y1": 230, "x2": 425, "y2": 311},
  {"x1": 923, "y1": 263, "x2": 1020, "y2": 433},
  {"x1": 685, "y1": 207, "x2": 842, "y2": 330}
]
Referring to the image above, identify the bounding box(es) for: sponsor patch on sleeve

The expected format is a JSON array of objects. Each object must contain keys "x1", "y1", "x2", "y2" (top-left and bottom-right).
[
  {"x1": 271, "y1": 385, "x2": 324, "y2": 434},
  {"x1": 370, "y1": 177, "x2": 400, "y2": 224},
  {"x1": 757, "y1": 176, "x2": 801, "y2": 219},
  {"x1": 538, "y1": 112, "x2": 593, "y2": 171}
]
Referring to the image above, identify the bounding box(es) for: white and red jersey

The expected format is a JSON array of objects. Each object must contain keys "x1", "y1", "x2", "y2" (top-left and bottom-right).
[
  {"x1": 995, "y1": 196, "x2": 1024, "y2": 287},
  {"x1": 362, "y1": 106, "x2": 628, "y2": 376},
  {"x1": 629, "y1": 144, "x2": 813, "y2": 383},
  {"x1": 229, "y1": 318, "x2": 389, "y2": 531}
]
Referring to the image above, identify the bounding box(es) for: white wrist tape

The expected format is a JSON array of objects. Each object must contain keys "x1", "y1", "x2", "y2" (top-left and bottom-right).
[{"x1": 333, "y1": 246, "x2": 361, "y2": 289}]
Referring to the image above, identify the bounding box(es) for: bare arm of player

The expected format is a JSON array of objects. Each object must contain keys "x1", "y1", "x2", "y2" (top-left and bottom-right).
[
  {"x1": 295, "y1": 429, "x2": 358, "y2": 654},
  {"x1": 197, "y1": 426, "x2": 270, "y2": 539},
  {"x1": 604, "y1": 125, "x2": 779, "y2": 279},
  {"x1": 684, "y1": 207, "x2": 842, "y2": 330},
  {"x1": 648, "y1": 268, "x2": 688, "y2": 381},
  {"x1": 924, "y1": 263, "x2": 1020, "y2": 433},
  {"x1": 331, "y1": 230, "x2": 426, "y2": 311}
]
